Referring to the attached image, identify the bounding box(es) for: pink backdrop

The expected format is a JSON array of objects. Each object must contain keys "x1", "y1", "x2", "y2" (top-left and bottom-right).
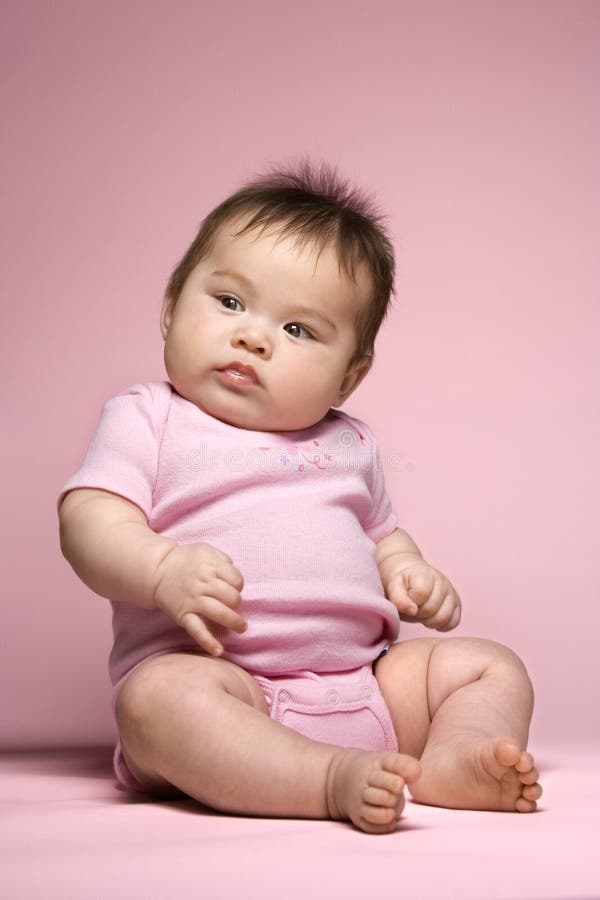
[{"x1": 2, "y1": 0, "x2": 598, "y2": 747}]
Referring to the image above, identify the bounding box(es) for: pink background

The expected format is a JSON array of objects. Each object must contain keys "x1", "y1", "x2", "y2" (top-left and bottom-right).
[{"x1": 2, "y1": 0, "x2": 598, "y2": 748}]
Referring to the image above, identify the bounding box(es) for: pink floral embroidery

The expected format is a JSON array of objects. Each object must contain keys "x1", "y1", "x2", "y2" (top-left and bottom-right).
[{"x1": 259, "y1": 439, "x2": 333, "y2": 472}]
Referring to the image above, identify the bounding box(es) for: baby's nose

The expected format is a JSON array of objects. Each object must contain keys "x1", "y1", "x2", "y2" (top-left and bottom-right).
[{"x1": 232, "y1": 329, "x2": 271, "y2": 358}]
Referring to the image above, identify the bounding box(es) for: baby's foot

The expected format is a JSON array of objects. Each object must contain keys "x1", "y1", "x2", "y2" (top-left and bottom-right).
[
  {"x1": 413, "y1": 737, "x2": 543, "y2": 812},
  {"x1": 326, "y1": 750, "x2": 421, "y2": 834}
]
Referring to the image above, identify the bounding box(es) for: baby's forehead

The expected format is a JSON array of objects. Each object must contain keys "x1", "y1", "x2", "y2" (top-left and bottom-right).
[
  {"x1": 212, "y1": 216, "x2": 371, "y2": 295},
  {"x1": 214, "y1": 215, "x2": 319, "y2": 259}
]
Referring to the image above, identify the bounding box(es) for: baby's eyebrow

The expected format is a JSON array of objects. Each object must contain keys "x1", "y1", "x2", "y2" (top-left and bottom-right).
[{"x1": 211, "y1": 269, "x2": 256, "y2": 292}]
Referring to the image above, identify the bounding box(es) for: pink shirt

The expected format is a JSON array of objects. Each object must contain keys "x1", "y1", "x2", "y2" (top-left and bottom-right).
[{"x1": 58, "y1": 382, "x2": 400, "y2": 683}]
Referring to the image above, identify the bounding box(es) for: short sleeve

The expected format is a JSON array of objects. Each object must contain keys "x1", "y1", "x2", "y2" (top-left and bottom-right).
[
  {"x1": 331, "y1": 411, "x2": 399, "y2": 543},
  {"x1": 356, "y1": 419, "x2": 398, "y2": 543},
  {"x1": 57, "y1": 382, "x2": 169, "y2": 520}
]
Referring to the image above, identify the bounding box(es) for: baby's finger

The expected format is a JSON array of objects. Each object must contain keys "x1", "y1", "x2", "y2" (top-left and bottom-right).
[
  {"x1": 387, "y1": 574, "x2": 418, "y2": 616},
  {"x1": 194, "y1": 594, "x2": 248, "y2": 635},
  {"x1": 411, "y1": 575, "x2": 445, "y2": 618},
  {"x1": 406, "y1": 570, "x2": 436, "y2": 605},
  {"x1": 206, "y1": 576, "x2": 243, "y2": 611},
  {"x1": 179, "y1": 611, "x2": 223, "y2": 656},
  {"x1": 420, "y1": 592, "x2": 458, "y2": 631},
  {"x1": 445, "y1": 600, "x2": 462, "y2": 630},
  {"x1": 214, "y1": 558, "x2": 244, "y2": 592}
]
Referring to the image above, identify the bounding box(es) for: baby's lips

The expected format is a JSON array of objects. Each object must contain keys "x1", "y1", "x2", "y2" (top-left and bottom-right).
[{"x1": 219, "y1": 361, "x2": 260, "y2": 386}]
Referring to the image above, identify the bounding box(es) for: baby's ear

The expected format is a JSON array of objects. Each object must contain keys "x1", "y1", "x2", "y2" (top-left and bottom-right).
[
  {"x1": 160, "y1": 293, "x2": 176, "y2": 339},
  {"x1": 334, "y1": 355, "x2": 372, "y2": 406}
]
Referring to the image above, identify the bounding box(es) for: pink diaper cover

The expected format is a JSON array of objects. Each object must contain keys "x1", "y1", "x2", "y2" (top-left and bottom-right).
[
  {"x1": 110, "y1": 650, "x2": 397, "y2": 794},
  {"x1": 249, "y1": 664, "x2": 398, "y2": 754}
]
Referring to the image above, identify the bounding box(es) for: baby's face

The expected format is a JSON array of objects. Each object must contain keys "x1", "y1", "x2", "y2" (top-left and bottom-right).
[{"x1": 160, "y1": 215, "x2": 372, "y2": 431}]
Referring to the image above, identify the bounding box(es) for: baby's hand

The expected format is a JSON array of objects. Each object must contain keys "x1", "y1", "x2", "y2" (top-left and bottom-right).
[
  {"x1": 385, "y1": 557, "x2": 461, "y2": 632},
  {"x1": 152, "y1": 542, "x2": 246, "y2": 656}
]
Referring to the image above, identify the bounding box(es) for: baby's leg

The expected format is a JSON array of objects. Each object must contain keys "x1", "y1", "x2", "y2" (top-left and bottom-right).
[
  {"x1": 115, "y1": 651, "x2": 420, "y2": 834},
  {"x1": 374, "y1": 637, "x2": 543, "y2": 812}
]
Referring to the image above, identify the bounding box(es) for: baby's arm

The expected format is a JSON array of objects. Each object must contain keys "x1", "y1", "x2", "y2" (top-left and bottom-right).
[
  {"x1": 375, "y1": 528, "x2": 461, "y2": 631},
  {"x1": 59, "y1": 488, "x2": 247, "y2": 655}
]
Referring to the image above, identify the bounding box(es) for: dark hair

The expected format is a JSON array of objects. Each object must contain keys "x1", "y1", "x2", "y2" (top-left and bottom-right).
[{"x1": 165, "y1": 156, "x2": 396, "y2": 362}]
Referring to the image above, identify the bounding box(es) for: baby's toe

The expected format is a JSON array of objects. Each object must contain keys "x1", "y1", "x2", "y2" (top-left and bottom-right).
[
  {"x1": 519, "y1": 766, "x2": 539, "y2": 785},
  {"x1": 515, "y1": 751, "x2": 535, "y2": 773},
  {"x1": 363, "y1": 785, "x2": 400, "y2": 808},
  {"x1": 361, "y1": 802, "x2": 398, "y2": 826},
  {"x1": 516, "y1": 796, "x2": 537, "y2": 813},
  {"x1": 495, "y1": 738, "x2": 522, "y2": 768},
  {"x1": 369, "y1": 768, "x2": 404, "y2": 794},
  {"x1": 384, "y1": 753, "x2": 421, "y2": 783},
  {"x1": 522, "y1": 783, "x2": 543, "y2": 802}
]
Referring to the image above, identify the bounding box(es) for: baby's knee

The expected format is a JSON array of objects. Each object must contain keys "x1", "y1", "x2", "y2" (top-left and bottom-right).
[
  {"x1": 114, "y1": 661, "x2": 166, "y2": 729},
  {"x1": 115, "y1": 653, "x2": 213, "y2": 727},
  {"x1": 480, "y1": 638, "x2": 529, "y2": 671},
  {"x1": 436, "y1": 636, "x2": 534, "y2": 691},
  {"x1": 471, "y1": 638, "x2": 534, "y2": 697},
  {"x1": 115, "y1": 651, "x2": 268, "y2": 728}
]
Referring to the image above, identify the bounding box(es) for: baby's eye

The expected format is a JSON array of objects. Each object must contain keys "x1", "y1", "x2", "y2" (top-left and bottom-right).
[
  {"x1": 284, "y1": 322, "x2": 313, "y2": 340},
  {"x1": 219, "y1": 295, "x2": 244, "y2": 312}
]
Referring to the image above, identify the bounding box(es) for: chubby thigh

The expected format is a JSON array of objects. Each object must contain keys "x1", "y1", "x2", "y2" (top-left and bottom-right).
[
  {"x1": 372, "y1": 636, "x2": 530, "y2": 758},
  {"x1": 113, "y1": 650, "x2": 271, "y2": 796}
]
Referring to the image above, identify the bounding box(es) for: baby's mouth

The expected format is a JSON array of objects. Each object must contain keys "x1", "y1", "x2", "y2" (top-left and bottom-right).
[{"x1": 217, "y1": 362, "x2": 260, "y2": 387}]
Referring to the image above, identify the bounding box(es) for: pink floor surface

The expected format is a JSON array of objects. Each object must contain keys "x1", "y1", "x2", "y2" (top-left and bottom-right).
[{"x1": 2, "y1": 741, "x2": 598, "y2": 900}]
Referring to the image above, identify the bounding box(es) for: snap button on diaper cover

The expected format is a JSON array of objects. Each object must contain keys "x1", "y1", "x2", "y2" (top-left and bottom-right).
[{"x1": 252, "y1": 666, "x2": 398, "y2": 753}]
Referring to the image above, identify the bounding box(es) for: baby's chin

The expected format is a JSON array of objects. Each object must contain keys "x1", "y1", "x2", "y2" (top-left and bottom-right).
[
  {"x1": 207, "y1": 401, "x2": 326, "y2": 434},
  {"x1": 213, "y1": 408, "x2": 325, "y2": 434}
]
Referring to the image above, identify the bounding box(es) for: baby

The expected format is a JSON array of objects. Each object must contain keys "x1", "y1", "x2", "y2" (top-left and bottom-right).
[{"x1": 58, "y1": 160, "x2": 542, "y2": 834}]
